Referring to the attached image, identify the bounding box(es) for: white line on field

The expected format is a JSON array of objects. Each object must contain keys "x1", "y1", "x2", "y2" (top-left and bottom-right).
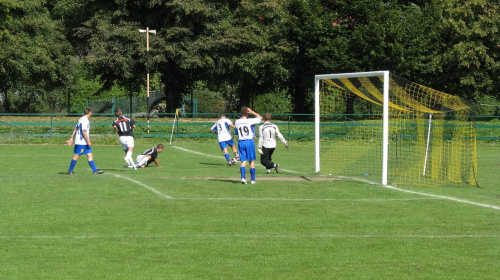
[
  {"x1": 1, "y1": 234, "x2": 499, "y2": 240},
  {"x1": 172, "y1": 145, "x2": 299, "y2": 173},
  {"x1": 109, "y1": 173, "x2": 174, "y2": 199},
  {"x1": 172, "y1": 146, "x2": 221, "y2": 159},
  {"x1": 175, "y1": 197, "x2": 436, "y2": 202},
  {"x1": 339, "y1": 176, "x2": 500, "y2": 211},
  {"x1": 383, "y1": 184, "x2": 500, "y2": 210},
  {"x1": 124, "y1": 148, "x2": 500, "y2": 210}
]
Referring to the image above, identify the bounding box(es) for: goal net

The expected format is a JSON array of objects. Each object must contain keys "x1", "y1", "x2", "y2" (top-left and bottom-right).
[{"x1": 315, "y1": 71, "x2": 478, "y2": 187}]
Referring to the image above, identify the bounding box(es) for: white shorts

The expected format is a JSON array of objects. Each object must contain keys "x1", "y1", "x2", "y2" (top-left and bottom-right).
[
  {"x1": 136, "y1": 155, "x2": 148, "y2": 166},
  {"x1": 119, "y1": 136, "x2": 135, "y2": 150}
]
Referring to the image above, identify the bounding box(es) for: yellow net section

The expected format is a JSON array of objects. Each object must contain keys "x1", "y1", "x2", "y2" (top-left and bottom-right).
[{"x1": 319, "y1": 74, "x2": 478, "y2": 187}]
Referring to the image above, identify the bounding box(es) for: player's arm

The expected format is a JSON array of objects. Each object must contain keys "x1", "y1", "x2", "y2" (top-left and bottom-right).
[
  {"x1": 257, "y1": 126, "x2": 264, "y2": 154},
  {"x1": 66, "y1": 128, "x2": 77, "y2": 145},
  {"x1": 277, "y1": 131, "x2": 289, "y2": 150},
  {"x1": 247, "y1": 108, "x2": 262, "y2": 119},
  {"x1": 154, "y1": 158, "x2": 163, "y2": 167},
  {"x1": 82, "y1": 130, "x2": 91, "y2": 146},
  {"x1": 112, "y1": 124, "x2": 119, "y2": 135},
  {"x1": 210, "y1": 123, "x2": 217, "y2": 133}
]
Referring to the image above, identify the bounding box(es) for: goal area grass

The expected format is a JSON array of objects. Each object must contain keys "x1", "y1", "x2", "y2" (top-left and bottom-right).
[{"x1": 0, "y1": 139, "x2": 499, "y2": 279}]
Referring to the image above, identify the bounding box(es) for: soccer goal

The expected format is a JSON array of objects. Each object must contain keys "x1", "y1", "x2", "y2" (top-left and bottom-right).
[{"x1": 315, "y1": 71, "x2": 478, "y2": 187}]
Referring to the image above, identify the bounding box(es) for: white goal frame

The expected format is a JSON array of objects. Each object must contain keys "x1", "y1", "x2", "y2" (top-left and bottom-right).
[{"x1": 314, "y1": 71, "x2": 390, "y2": 185}]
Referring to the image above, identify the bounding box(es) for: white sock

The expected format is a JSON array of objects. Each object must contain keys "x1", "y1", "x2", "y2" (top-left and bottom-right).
[{"x1": 124, "y1": 151, "x2": 133, "y2": 165}]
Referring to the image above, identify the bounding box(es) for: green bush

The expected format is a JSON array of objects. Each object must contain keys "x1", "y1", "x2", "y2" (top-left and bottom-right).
[{"x1": 253, "y1": 89, "x2": 294, "y2": 118}]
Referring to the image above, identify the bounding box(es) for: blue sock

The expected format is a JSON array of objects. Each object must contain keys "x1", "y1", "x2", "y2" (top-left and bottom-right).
[
  {"x1": 250, "y1": 168, "x2": 256, "y2": 181},
  {"x1": 68, "y1": 159, "x2": 77, "y2": 171},
  {"x1": 240, "y1": 167, "x2": 246, "y2": 179},
  {"x1": 224, "y1": 153, "x2": 231, "y2": 162},
  {"x1": 88, "y1": 160, "x2": 97, "y2": 172}
]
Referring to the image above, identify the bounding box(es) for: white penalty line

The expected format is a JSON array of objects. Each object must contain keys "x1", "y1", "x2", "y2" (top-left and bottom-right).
[
  {"x1": 109, "y1": 173, "x2": 174, "y2": 199},
  {"x1": 172, "y1": 146, "x2": 221, "y2": 159},
  {"x1": 107, "y1": 173, "x2": 433, "y2": 203},
  {"x1": 172, "y1": 145, "x2": 299, "y2": 173},
  {"x1": 109, "y1": 166, "x2": 500, "y2": 211},
  {"x1": 1, "y1": 234, "x2": 499, "y2": 240}
]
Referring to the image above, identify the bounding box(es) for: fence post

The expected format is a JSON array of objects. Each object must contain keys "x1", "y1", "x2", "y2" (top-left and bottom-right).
[{"x1": 288, "y1": 114, "x2": 291, "y2": 139}]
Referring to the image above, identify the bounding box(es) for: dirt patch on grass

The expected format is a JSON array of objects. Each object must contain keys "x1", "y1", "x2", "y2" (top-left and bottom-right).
[{"x1": 179, "y1": 176, "x2": 341, "y2": 182}]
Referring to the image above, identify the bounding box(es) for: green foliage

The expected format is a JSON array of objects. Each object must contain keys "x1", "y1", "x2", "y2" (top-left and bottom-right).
[
  {"x1": 473, "y1": 95, "x2": 500, "y2": 116},
  {"x1": 436, "y1": 0, "x2": 500, "y2": 100},
  {"x1": 0, "y1": 0, "x2": 75, "y2": 112},
  {"x1": 1, "y1": 0, "x2": 500, "y2": 115},
  {"x1": 182, "y1": 81, "x2": 226, "y2": 114},
  {"x1": 252, "y1": 89, "x2": 294, "y2": 115}
]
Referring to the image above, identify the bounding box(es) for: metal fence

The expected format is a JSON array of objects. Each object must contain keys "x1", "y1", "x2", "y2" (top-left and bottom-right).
[{"x1": 0, "y1": 113, "x2": 499, "y2": 141}]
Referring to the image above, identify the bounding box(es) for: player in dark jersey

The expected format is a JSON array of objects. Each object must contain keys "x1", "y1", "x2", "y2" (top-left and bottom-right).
[
  {"x1": 112, "y1": 108, "x2": 136, "y2": 169},
  {"x1": 133, "y1": 144, "x2": 164, "y2": 168}
]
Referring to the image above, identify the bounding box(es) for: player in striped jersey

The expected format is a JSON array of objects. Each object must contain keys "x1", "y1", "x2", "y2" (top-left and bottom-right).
[
  {"x1": 112, "y1": 108, "x2": 136, "y2": 169},
  {"x1": 258, "y1": 113, "x2": 289, "y2": 174},
  {"x1": 133, "y1": 144, "x2": 164, "y2": 168}
]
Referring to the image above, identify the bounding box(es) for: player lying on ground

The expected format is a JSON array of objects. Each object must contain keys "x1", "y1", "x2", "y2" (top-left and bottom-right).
[{"x1": 125, "y1": 144, "x2": 164, "y2": 169}]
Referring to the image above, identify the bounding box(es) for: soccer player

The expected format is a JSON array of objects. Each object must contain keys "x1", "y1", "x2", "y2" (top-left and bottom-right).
[
  {"x1": 112, "y1": 108, "x2": 136, "y2": 169},
  {"x1": 133, "y1": 144, "x2": 164, "y2": 168},
  {"x1": 258, "y1": 113, "x2": 289, "y2": 174},
  {"x1": 66, "y1": 107, "x2": 105, "y2": 175},
  {"x1": 235, "y1": 106, "x2": 262, "y2": 184},
  {"x1": 210, "y1": 113, "x2": 239, "y2": 166}
]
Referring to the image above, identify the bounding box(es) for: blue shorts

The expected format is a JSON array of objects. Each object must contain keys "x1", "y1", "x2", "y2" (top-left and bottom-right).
[
  {"x1": 219, "y1": 139, "x2": 235, "y2": 151},
  {"x1": 237, "y1": 139, "x2": 256, "y2": 162},
  {"x1": 74, "y1": 145, "x2": 92, "y2": 156}
]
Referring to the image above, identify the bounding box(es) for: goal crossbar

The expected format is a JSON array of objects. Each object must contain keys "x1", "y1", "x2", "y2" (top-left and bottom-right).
[
  {"x1": 315, "y1": 71, "x2": 390, "y2": 185},
  {"x1": 315, "y1": 70, "x2": 477, "y2": 187}
]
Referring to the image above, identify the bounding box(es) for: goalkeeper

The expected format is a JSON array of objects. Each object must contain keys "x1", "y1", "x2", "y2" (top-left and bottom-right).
[{"x1": 258, "y1": 113, "x2": 289, "y2": 174}]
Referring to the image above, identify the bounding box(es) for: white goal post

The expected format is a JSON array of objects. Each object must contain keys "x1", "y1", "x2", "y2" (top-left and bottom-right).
[{"x1": 315, "y1": 71, "x2": 390, "y2": 185}]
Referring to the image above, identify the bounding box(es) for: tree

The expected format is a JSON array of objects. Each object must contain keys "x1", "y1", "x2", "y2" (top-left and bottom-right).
[
  {"x1": 0, "y1": 0, "x2": 74, "y2": 112},
  {"x1": 435, "y1": 0, "x2": 500, "y2": 101}
]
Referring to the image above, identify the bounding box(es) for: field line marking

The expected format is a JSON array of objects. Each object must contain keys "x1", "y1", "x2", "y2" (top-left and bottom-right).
[
  {"x1": 175, "y1": 197, "x2": 436, "y2": 202},
  {"x1": 2, "y1": 234, "x2": 499, "y2": 239},
  {"x1": 172, "y1": 145, "x2": 299, "y2": 173},
  {"x1": 172, "y1": 146, "x2": 221, "y2": 159},
  {"x1": 109, "y1": 173, "x2": 174, "y2": 199},
  {"x1": 336, "y1": 176, "x2": 500, "y2": 211},
  {"x1": 382, "y1": 184, "x2": 500, "y2": 210}
]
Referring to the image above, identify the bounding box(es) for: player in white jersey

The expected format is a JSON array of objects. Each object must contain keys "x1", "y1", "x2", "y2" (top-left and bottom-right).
[
  {"x1": 66, "y1": 107, "x2": 104, "y2": 175},
  {"x1": 211, "y1": 113, "x2": 239, "y2": 166},
  {"x1": 235, "y1": 106, "x2": 262, "y2": 184},
  {"x1": 258, "y1": 113, "x2": 289, "y2": 174}
]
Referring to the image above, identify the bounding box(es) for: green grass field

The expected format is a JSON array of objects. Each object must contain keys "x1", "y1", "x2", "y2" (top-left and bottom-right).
[{"x1": 0, "y1": 139, "x2": 499, "y2": 279}]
